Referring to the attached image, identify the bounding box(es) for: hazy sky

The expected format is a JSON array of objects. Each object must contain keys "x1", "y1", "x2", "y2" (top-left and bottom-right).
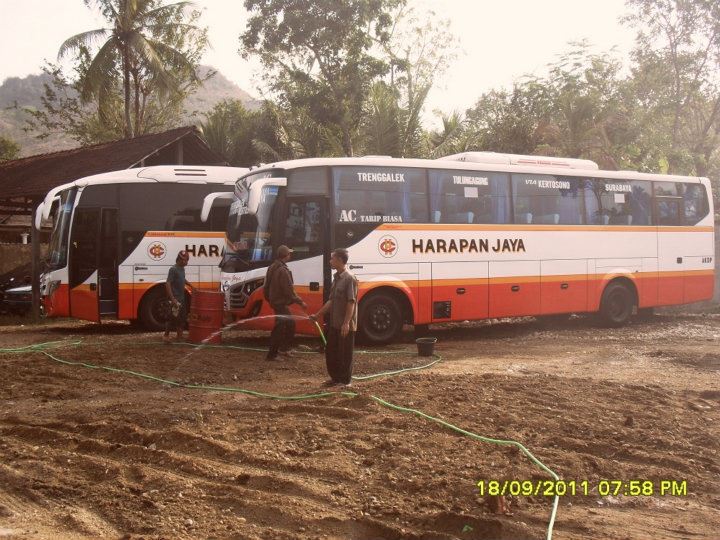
[{"x1": 0, "y1": 0, "x2": 636, "y2": 116}]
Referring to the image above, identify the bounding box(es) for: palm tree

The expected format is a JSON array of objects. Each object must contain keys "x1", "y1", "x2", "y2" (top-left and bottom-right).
[
  {"x1": 58, "y1": 0, "x2": 201, "y2": 138},
  {"x1": 429, "y1": 111, "x2": 475, "y2": 157},
  {"x1": 361, "y1": 82, "x2": 402, "y2": 157}
]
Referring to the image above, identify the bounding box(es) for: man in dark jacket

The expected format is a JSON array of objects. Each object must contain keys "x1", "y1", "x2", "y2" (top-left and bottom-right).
[{"x1": 264, "y1": 245, "x2": 307, "y2": 360}]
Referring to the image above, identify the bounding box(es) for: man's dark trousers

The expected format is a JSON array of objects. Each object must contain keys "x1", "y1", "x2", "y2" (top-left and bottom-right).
[
  {"x1": 325, "y1": 327, "x2": 355, "y2": 384},
  {"x1": 268, "y1": 304, "x2": 295, "y2": 359}
]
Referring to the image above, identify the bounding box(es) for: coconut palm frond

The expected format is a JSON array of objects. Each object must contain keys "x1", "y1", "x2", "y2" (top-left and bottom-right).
[
  {"x1": 78, "y1": 36, "x2": 121, "y2": 102},
  {"x1": 143, "y1": 22, "x2": 201, "y2": 36},
  {"x1": 58, "y1": 28, "x2": 109, "y2": 59},
  {"x1": 143, "y1": 38, "x2": 198, "y2": 80},
  {"x1": 126, "y1": 33, "x2": 176, "y2": 93},
  {"x1": 138, "y1": 1, "x2": 195, "y2": 23}
]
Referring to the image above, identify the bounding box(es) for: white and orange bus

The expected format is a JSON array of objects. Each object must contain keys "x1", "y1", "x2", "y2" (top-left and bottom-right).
[
  {"x1": 202, "y1": 153, "x2": 714, "y2": 343},
  {"x1": 36, "y1": 165, "x2": 247, "y2": 329}
]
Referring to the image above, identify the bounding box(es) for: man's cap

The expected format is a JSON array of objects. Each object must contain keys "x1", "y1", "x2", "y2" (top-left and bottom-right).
[
  {"x1": 177, "y1": 250, "x2": 190, "y2": 261},
  {"x1": 277, "y1": 245, "x2": 294, "y2": 257}
]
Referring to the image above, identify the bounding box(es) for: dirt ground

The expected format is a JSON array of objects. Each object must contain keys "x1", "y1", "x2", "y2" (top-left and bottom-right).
[{"x1": 0, "y1": 312, "x2": 718, "y2": 540}]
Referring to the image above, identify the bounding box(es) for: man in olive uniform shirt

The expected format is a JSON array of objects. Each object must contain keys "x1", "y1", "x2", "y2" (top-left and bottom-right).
[{"x1": 310, "y1": 248, "x2": 358, "y2": 386}]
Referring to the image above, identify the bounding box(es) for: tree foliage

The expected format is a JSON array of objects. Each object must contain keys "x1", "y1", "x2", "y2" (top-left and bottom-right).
[
  {"x1": 29, "y1": 0, "x2": 209, "y2": 142},
  {"x1": 369, "y1": 4, "x2": 457, "y2": 157},
  {"x1": 241, "y1": 0, "x2": 403, "y2": 156},
  {"x1": 199, "y1": 99, "x2": 301, "y2": 166},
  {"x1": 624, "y1": 0, "x2": 720, "y2": 177},
  {"x1": 432, "y1": 1, "x2": 719, "y2": 185},
  {"x1": 17, "y1": 0, "x2": 718, "y2": 214}
]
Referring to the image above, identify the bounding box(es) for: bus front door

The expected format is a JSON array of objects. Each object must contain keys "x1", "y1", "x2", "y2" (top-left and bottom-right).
[
  {"x1": 282, "y1": 197, "x2": 327, "y2": 331},
  {"x1": 69, "y1": 207, "x2": 119, "y2": 322},
  {"x1": 98, "y1": 208, "x2": 119, "y2": 316}
]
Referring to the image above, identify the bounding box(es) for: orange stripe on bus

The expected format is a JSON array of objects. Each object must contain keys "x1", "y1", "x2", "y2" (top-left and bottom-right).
[
  {"x1": 378, "y1": 224, "x2": 714, "y2": 233},
  {"x1": 145, "y1": 231, "x2": 225, "y2": 238},
  {"x1": 118, "y1": 282, "x2": 220, "y2": 290},
  {"x1": 357, "y1": 269, "x2": 714, "y2": 290}
]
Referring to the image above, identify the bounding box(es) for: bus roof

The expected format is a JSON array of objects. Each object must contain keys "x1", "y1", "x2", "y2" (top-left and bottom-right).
[
  {"x1": 40, "y1": 166, "x2": 248, "y2": 220},
  {"x1": 246, "y1": 155, "x2": 705, "y2": 183}
]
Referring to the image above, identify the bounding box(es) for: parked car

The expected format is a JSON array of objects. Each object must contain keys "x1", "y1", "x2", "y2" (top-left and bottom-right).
[
  {"x1": 0, "y1": 285, "x2": 32, "y2": 315},
  {"x1": 0, "y1": 263, "x2": 32, "y2": 316}
]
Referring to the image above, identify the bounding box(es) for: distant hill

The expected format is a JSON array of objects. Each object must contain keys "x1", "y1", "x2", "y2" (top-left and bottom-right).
[
  {"x1": 186, "y1": 66, "x2": 260, "y2": 116},
  {"x1": 0, "y1": 66, "x2": 259, "y2": 157}
]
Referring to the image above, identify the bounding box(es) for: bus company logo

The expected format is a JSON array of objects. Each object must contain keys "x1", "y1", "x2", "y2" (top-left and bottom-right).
[
  {"x1": 378, "y1": 235, "x2": 398, "y2": 258},
  {"x1": 147, "y1": 242, "x2": 167, "y2": 261}
]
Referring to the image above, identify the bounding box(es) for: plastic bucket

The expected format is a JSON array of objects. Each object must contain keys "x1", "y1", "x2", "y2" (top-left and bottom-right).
[
  {"x1": 188, "y1": 290, "x2": 224, "y2": 344},
  {"x1": 415, "y1": 337, "x2": 437, "y2": 357}
]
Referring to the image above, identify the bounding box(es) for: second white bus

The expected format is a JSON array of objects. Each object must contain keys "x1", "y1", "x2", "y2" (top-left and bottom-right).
[
  {"x1": 37, "y1": 166, "x2": 247, "y2": 329},
  {"x1": 202, "y1": 153, "x2": 714, "y2": 343}
]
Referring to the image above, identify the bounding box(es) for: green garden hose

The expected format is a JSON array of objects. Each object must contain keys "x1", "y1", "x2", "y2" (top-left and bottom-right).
[
  {"x1": 1, "y1": 339, "x2": 560, "y2": 540},
  {"x1": 159, "y1": 341, "x2": 441, "y2": 381},
  {"x1": 313, "y1": 320, "x2": 327, "y2": 346},
  {"x1": 0, "y1": 340, "x2": 83, "y2": 353}
]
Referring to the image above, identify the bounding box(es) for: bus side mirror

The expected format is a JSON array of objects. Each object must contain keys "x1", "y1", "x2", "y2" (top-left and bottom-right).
[
  {"x1": 41, "y1": 188, "x2": 64, "y2": 221},
  {"x1": 34, "y1": 196, "x2": 61, "y2": 230},
  {"x1": 247, "y1": 178, "x2": 287, "y2": 214},
  {"x1": 201, "y1": 192, "x2": 235, "y2": 222},
  {"x1": 34, "y1": 202, "x2": 45, "y2": 231}
]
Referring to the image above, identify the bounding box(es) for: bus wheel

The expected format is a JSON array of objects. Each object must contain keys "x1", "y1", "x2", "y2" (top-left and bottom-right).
[
  {"x1": 358, "y1": 294, "x2": 403, "y2": 344},
  {"x1": 139, "y1": 287, "x2": 170, "y2": 331},
  {"x1": 598, "y1": 282, "x2": 634, "y2": 327}
]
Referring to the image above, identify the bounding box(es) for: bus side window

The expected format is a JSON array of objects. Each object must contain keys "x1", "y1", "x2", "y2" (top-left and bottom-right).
[
  {"x1": 511, "y1": 174, "x2": 582, "y2": 225},
  {"x1": 166, "y1": 210, "x2": 202, "y2": 231},
  {"x1": 429, "y1": 170, "x2": 510, "y2": 224},
  {"x1": 332, "y1": 166, "x2": 428, "y2": 224},
  {"x1": 628, "y1": 182, "x2": 652, "y2": 225},
  {"x1": 284, "y1": 200, "x2": 322, "y2": 257},
  {"x1": 656, "y1": 199, "x2": 681, "y2": 225},
  {"x1": 654, "y1": 181, "x2": 682, "y2": 226},
  {"x1": 585, "y1": 179, "x2": 651, "y2": 225},
  {"x1": 584, "y1": 179, "x2": 651, "y2": 226},
  {"x1": 207, "y1": 198, "x2": 232, "y2": 231},
  {"x1": 683, "y1": 183, "x2": 709, "y2": 225}
]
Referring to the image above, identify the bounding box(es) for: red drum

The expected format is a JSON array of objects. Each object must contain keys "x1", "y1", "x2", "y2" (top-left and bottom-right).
[{"x1": 188, "y1": 291, "x2": 224, "y2": 344}]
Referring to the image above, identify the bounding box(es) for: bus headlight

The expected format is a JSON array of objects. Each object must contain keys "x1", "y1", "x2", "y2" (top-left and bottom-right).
[
  {"x1": 242, "y1": 278, "x2": 265, "y2": 296},
  {"x1": 46, "y1": 280, "x2": 61, "y2": 296}
]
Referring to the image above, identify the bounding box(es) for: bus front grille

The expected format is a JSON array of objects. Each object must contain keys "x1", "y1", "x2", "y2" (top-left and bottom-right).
[{"x1": 228, "y1": 284, "x2": 249, "y2": 309}]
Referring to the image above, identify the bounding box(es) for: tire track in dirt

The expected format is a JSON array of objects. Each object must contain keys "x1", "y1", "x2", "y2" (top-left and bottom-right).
[
  {"x1": 2, "y1": 315, "x2": 719, "y2": 539},
  {"x1": 1, "y1": 422, "x2": 348, "y2": 537}
]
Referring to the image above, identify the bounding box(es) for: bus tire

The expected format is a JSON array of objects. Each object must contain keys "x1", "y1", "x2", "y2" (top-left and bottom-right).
[
  {"x1": 138, "y1": 287, "x2": 170, "y2": 332},
  {"x1": 598, "y1": 282, "x2": 635, "y2": 327},
  {"x1": 358, "y1": 293, "x2": 403, "y2": 344}
]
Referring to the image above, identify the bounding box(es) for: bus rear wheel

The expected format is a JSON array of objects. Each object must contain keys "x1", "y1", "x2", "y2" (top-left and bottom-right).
[
  {"x1": 139, "y1": 287, "x2": 171, "y2": 331},
  {"x1": 358, "y1": 293, "x2": 403, "y2": 344},
  {"x1": 598, "y1": 282, "x2": 635, "y2": 327}
]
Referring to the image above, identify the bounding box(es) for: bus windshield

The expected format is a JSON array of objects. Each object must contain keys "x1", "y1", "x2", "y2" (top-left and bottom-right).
[
  {"x1": 222, "y1": 183, "x2": 279, "y2": 272},
  {"x1": 47, "y1": 188, "x2": 77, "y2": 270}
]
